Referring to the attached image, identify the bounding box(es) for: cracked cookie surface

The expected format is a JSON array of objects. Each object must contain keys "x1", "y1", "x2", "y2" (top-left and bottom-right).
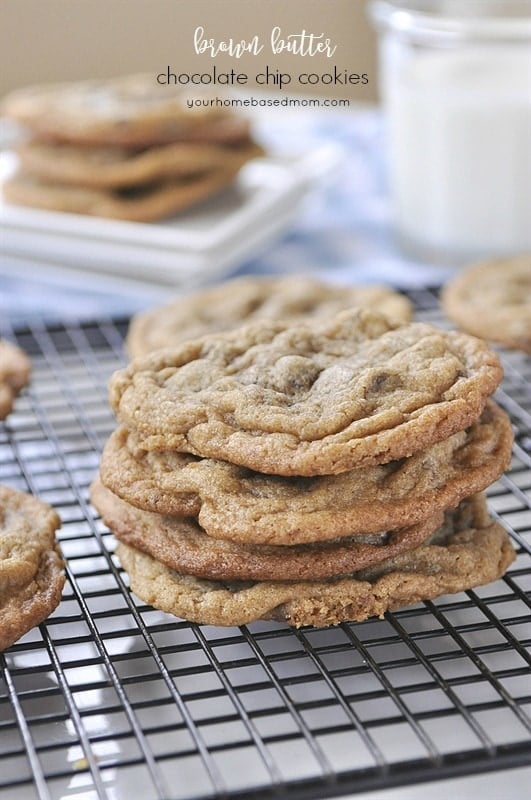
[{"x1": 110, "y1": 309, "x2": 503, "y2": 476}]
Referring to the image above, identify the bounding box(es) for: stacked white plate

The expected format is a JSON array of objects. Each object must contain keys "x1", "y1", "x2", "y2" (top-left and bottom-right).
[{"x1": 0, "y1": 144, "x2": 340, "y2": 288}]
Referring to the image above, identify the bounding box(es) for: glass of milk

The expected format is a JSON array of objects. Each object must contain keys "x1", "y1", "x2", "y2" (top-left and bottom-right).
[{"x1": 369, "y1": 0, "x2": 531, "y2": 263}]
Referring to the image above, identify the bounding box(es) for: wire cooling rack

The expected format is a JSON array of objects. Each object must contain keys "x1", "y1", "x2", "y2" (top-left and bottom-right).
[{"x1": 0, "y1": 287, "x2": 530, "y2": 800}]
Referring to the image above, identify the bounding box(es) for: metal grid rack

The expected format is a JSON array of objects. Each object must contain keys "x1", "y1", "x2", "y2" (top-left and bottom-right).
[{"x1": 0, "y1": 287, "x2": 530, "y2": 800}]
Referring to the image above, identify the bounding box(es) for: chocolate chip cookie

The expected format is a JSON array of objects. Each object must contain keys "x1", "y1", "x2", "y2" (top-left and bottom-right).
[
  {"x1": 115, "y1": 494, "x2": 515, "y2": 627},
  {"x1": 1, "y1": 75, "x2": 250, "y2": 148},
  {"x1": 126, "y1": 275, "x2": 414, "y2": 358},
  {"x1": 0, "y1": 485, "x2": 64, "y2": 650},
  {"x1": 3, "y1": 162, "x2": 245, "y2": 222},
  {"x1": 442, "y1": 255, "x2": 531, "y2": 353},
  {"x1": 100, "y1": 401, "x2": 512, "y2": 544},
  {"x1": 0, "y1": 340, "x2": 31, "y2": 420},
  {"x1": 110, "y1": 309, "x2": 503, "y2": 476},
  {"x1": 15, "y1": 139, "x2": 264, "y2": 189},
  {"x1": 91, "y1": 477, "x2": 443, "y2": 582}
]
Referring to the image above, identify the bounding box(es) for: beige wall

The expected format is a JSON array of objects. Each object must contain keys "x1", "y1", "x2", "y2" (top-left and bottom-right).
[{"x1": 0, "y1": 0, "x2": 378, "y2": 102}]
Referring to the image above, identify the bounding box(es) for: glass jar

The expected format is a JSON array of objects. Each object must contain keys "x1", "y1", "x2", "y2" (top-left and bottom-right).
[{"x1": 369, "y1": 0, "x2": 531, "y2": 264}]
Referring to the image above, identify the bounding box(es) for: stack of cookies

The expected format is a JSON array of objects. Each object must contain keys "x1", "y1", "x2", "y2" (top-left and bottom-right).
[
  {"x1": 1, "y1": 74, "x2": 264, "y2": 221},
  {"x1": 91, "y1": 297, "x2": 516, "y2": 628}
]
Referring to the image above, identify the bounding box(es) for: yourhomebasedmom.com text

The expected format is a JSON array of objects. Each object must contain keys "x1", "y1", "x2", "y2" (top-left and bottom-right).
[{"x1": 184, "y1": 95, "x2": 352, "y2": 109}]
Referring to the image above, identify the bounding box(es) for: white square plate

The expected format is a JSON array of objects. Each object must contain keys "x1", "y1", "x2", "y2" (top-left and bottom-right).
[{"x1": 0, "y1": 144, "x2": 340, "y2": 286}]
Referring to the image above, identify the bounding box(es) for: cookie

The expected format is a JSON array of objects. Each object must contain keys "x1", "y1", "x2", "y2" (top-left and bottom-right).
[
  {"x1": 115, "y1": 494, "x2": 516, "y2": 627},
  {"x1": 100, "y1": 434, "x2": 201, "y2": 517},
  {"x1": 15, "y1": 139, "x2": 264, "y2": 189},
  {"x1": 110, "y1": 309, "x2": 503, "y2": 476},
  {"x1": 90, "y1": 477, "x2": 443, "y2": 581},
  {"x1": 441, "y1": 255, "x2": 531, "y2": 353},
  {"x1": 0, "y1": 340, "x2": 31, "y2": 420},
  {"x1": 99, "y1": 401, "x2": 513, "y2": 544},
  {"x1": 2, "y1": 163, "x2": 244, "y2": 222},
  {"x1": 0, "y1": 485, "x2": 64, "y2": 650},
  {"x1": 1, "y1": 75, "x2": 250, "y2": 147},
  {"x1": 126, "y1": 275, "x2": 414, "y2": 358}
]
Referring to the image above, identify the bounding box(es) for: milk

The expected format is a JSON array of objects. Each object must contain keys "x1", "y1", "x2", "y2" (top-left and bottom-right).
[{"x1": 378, "y1": 36, "x2": 531, "y2": 261}]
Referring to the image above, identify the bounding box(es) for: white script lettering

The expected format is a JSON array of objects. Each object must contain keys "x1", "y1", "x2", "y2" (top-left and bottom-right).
[
  {"x1": 270, "y1": 27, "x2": 338, "y2": 57},
  {"x1": 194, "y1": 26, "x2": 264, "y2": 58}
]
